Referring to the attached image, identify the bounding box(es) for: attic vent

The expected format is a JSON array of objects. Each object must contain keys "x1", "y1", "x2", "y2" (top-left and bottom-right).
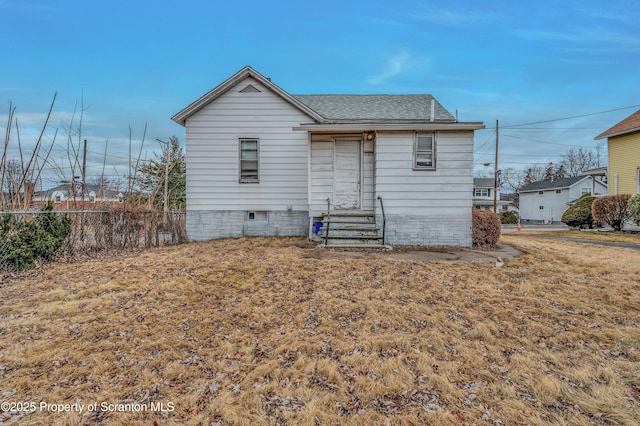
[{"x1": 240, "y1": 84, "x2": 261, "y2": 93}]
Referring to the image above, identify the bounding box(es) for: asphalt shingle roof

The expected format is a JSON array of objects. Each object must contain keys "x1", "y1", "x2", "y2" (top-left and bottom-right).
[
  {"x1": 473, "y1": 178, "x2": 495, "y2": 188},
  {"x1": 519, "y1": 176, "x2": 586, "y2": 192},
  {"x1": 596, "y1": 109, "x2": 640, "y2": 139},
  {"x1": 292, "y1": 94, "x2": 456, "y2": 122}
]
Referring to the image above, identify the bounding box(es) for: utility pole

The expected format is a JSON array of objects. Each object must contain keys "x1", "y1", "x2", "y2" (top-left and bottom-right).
[
  {"x1": 81, "y1": 138, "x2": 88, "y2": 239},
  {"x1": 493, "y1": 120, "x2": 499, "y2": 213},
  {"x1": 82, "y1": 138, "x2": 87, "y2": 201},
  {"x1": 163, "y1": 151, "x2": 169, "y2": 214},
  {"x1": 156, "y1": 138, "x2": 170, "y2": 216}
]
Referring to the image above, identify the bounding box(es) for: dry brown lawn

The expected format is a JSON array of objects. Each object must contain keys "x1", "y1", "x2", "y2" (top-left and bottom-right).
[
  {"x1": 516, "y1": 230, "x2": 640, "y2": 245},
  {"x1": 0, "y1": 235, "x2": 639, "y2": 425}
]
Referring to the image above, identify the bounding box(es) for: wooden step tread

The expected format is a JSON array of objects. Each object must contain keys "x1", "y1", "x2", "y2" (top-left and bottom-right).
[
  {"x1": 323, "y1": 243, "x2": 388, "y2": 249},
  {"x1": 322, "y1": 220, "x2": 375, "y2": 225},
  {"x1": 322, "y1": 223, "x2": 378, "y2": 228},
  {"x1": 322, "y1": 212, "x2": 375, "y2": 217},
  {"x1": 324, "y1": 235, "x2": 382, "y2": 240}
]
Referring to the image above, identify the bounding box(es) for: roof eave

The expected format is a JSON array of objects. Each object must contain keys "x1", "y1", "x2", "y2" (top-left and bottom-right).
[
  {"x1": 293, "y1": 122, "x2": 485, "y2": 132},
  {"x1": 520, "y1": 187, "x2": 572, "y2": 193},
  {"x1": 595, "y1": 127, "x2": 640, "y2": 140},
  {"x1": 171, "y1": 66, "x2": 324, "y2": 126}
]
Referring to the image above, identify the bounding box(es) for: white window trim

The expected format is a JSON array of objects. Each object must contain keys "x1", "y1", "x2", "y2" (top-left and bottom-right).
[
  {"x1": 239, "y1": 138, "x2": 260, "y2": 183},
  {"x1": 413, "y1": 132, "x2": 436, "y2": 170},
  {"x1": 474, "y1": 188, "x2": 490, "y2": 197}
]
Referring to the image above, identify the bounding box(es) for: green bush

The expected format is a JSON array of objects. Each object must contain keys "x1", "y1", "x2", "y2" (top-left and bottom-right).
[
  {"x1": 472, "y1": 209, "x2": 501, "y2": 248},
  {"x1": 629, "y1": 194, "x2": 640, "y2": 226},
  {"x1": 0, "y1": 203, "x2": 71, "y2": 271},
  {"x1": 592, "y1": 194, "x2": 631, "y2": 231},
  {"x1": 562, "y1": 194, "x2": 596, "y2": 229},
  {"x1": 499, "y1": 211, "x2": 518, "y2": 224}
]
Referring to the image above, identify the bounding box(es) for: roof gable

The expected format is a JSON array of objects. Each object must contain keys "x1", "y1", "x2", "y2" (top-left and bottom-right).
[
  {"x1": 595, "y1": 109, "x2": 640, "y2": 140},
  {"x1": 172, "y1": 66, "x2": 473, "y2": 128},
  {"x1": 172, "y1": 66, "x2": 324, "y2": 126}
]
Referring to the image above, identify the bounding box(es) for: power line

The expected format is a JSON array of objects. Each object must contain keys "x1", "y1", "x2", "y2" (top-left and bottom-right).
[
  {"x1": 498, "y1": 127, "x2": 605, "y2": 130},
  {"x1": 502, "y1": 134, "x2": 603, "y2": 148},
  {"x1": 501, "y1": 104, "x2": 640, "y2": 128}
]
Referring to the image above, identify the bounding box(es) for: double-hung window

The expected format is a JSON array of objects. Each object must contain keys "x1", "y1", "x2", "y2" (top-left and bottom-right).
[
  {"x1": 239, "y1": 138, "x2": 259, "y2": 183},
  {"x1": 414, "y1": 132, "x2": 435, "y2": 170}
]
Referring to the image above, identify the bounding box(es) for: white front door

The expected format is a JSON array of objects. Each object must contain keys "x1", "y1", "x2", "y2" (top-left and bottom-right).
[{"x1": 334, "y1": 140, "x2": 361, "y2": 209}]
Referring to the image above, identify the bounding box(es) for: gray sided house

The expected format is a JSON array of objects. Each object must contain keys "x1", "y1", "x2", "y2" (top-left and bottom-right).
[
  {"x1": 518, "y1": 175, "x2": 607, "y2": 224},
  {"x1": 172, "y1": 66, "x2": 484, "y2": 246}
]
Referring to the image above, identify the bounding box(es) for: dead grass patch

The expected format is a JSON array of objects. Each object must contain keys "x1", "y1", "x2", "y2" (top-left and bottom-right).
[
  {"x1": 516, "y1": 229, "x2": 640, "y2": 244},
  {"x1": 0, "y1": 236, "x2": 639, "y2": 424}
]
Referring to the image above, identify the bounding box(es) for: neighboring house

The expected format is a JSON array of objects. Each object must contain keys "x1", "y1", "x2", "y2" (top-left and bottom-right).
[
  {"x1": 472, "y1": 178, "x2": 510, "y2": 212},
  {"x1": 172, "y1": 66, "x2": 484, "y2": 246},
  {"x1": 500, "y1": 192, "x2": 520, "y2": 213},
  {"x1": 518, "y1": 175, "x2": 607, "y2": 224},
  {"x1": 595, "y1": 109, "x2": 640, "y2": 195},
  {"x1": 32, "y1": 183, "x2": 123, "y2": 210}
]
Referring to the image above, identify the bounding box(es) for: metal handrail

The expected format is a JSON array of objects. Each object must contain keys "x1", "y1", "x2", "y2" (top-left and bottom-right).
[
  {"x1": 377, "y1": 196, "x2": 386, "y2": 245},
  {"x1": 324, "y1": 198, "x2": 331, "y2": 246}
]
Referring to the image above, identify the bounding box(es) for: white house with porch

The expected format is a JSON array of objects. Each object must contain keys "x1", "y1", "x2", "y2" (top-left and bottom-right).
[{"x1": 172, "y1": 66, "x2": 484, "y2": 247}]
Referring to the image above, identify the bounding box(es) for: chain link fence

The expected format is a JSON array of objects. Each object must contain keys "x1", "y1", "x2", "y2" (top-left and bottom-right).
[{"x1": 0, "y1": 210, "x2": 187, "y2": 273}]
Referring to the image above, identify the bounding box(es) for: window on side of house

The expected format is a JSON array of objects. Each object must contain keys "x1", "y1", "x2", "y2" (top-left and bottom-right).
[
  {"x1": 555, "y1": 189, "x2": 562, "y2": 194},
  {"x1": 539, "y1": 205, "x2": 544, "y2": 210},
  {"x1": 581, "y1": 187, "x2": 591, "y2": 195},
  {"x1": 414, "y1": 132, "x2": 435, "y2": 170},
  {"x1": 474, "y1": 188, "x2": 490, "y2": 197},
  {"x1": 239, "y1": 138, "x2": 259, "y2": 183},
  {"x1": 538, "y1": 191, "x2": 544, "y2": 195}
]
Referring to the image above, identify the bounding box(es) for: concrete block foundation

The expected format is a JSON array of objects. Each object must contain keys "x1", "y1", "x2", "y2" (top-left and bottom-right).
[{"x1": 186, "y1": 210, "x2": 309, "y2": 241}]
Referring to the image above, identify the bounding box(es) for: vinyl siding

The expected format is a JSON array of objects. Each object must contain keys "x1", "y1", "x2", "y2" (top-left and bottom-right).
[
  {"x1": 608, "y1": 132, "x2": 640, "y2": 195},
  {"x1": 185, "y1": 77, "x2": 312, "y2": 211},
  {"x1": 374, "y1": 131, "x2": 474, "y2": 215},
  {"x1": 519, "y1": 190, "x2": 569, "y2": 223},
  {"x1": 519, "y1": 177, "x2": 608, "y2": 222}
]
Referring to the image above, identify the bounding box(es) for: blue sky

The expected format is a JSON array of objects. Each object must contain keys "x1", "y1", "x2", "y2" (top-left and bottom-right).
[{"x1": 1, "y1": 0, "x2": 639, "y2": 188}]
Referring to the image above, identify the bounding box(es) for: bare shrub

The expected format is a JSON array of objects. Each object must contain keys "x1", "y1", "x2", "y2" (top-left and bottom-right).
[
  {"x1": 472, "y1": 209, "x2": 501, "y2": 248},
  {"x1": 592, "y1": 195, "x2": 631, "y2": 231}
]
